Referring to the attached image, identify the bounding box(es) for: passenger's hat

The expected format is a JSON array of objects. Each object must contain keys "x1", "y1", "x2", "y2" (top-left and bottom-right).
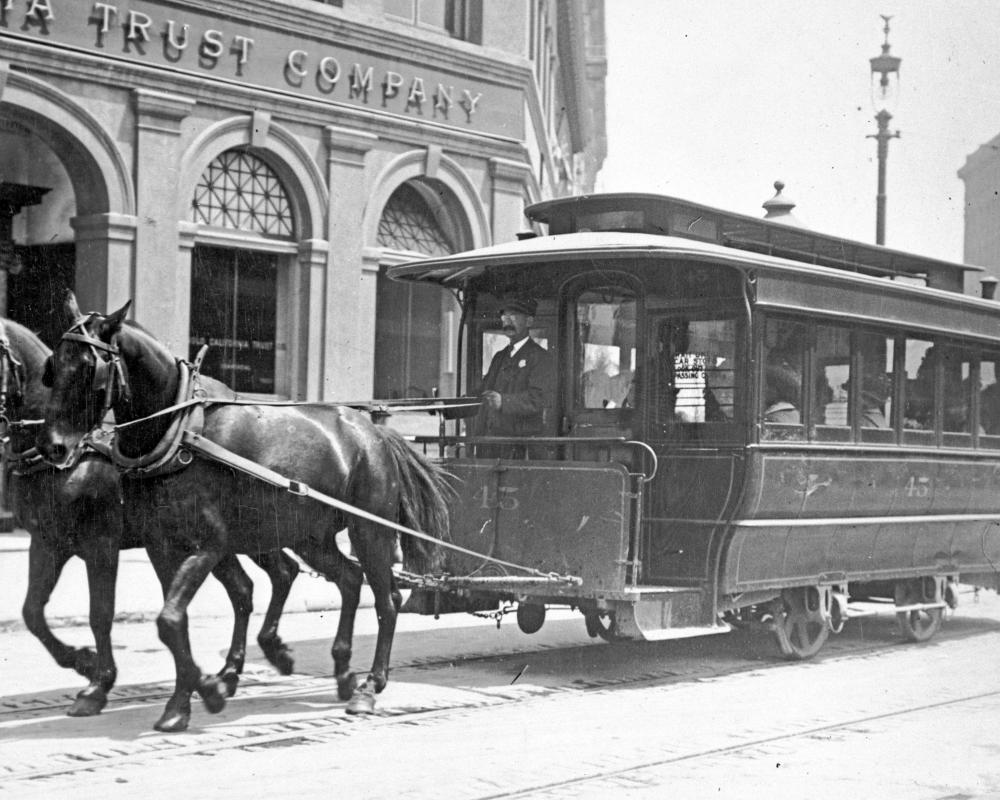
[{"x1": 500, "y1": 294, "x2": 537, "y2": 316}]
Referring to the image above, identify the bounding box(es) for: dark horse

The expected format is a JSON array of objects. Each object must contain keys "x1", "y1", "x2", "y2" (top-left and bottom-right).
[
  {"x1": 4, "y1": 315, "x2": 302, "y2": 721},
  {"x1": 38, "y1": 294, "x2": 450, "y2": 730}
]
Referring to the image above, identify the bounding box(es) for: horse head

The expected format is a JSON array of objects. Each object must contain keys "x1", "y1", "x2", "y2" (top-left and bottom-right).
[
  {"x1": 0, "y1": 317, "x2": 52, "y2": 442},
  {"x1": 37, "y1": 291, "x2": 133, "y2": 464}
]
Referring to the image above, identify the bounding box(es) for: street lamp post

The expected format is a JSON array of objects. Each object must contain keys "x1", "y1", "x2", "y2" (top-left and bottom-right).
[{"x1": 868, "y1": 15, "x2": 901, "y2": 246}]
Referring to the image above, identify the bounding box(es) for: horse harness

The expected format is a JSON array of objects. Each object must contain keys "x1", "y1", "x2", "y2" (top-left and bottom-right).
[{"x1": 0, "y1": 324, "x2": 50, "y2": 478}]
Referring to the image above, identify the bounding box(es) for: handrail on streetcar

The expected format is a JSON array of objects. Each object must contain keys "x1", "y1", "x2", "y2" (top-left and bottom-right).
[{"x1": 410, "y1": 434, "x2": 658, "y2": 483}]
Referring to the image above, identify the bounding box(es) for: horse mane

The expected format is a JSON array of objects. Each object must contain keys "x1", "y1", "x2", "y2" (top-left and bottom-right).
[{"x1": 2, "y1": 317, "x2": 52, "y2": 365}]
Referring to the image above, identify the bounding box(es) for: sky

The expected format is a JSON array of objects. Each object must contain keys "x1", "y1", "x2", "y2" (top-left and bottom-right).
[{"x1": 597, "y1": 1, "x2": 1000, "y2": 265}]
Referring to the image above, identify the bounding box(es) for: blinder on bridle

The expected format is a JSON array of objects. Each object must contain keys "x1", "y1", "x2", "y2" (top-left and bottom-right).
[{"x1": 59, "y1": 313, "x2": 132, "y2": 418}]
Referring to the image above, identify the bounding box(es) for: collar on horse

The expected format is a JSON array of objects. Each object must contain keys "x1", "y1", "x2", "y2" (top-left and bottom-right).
[
  {"x1": 94, "y1": 350, "x2": 207, "y2": 478},
  {"x1": 56, "y1": 316, "x2": 205, "y2": 477}
]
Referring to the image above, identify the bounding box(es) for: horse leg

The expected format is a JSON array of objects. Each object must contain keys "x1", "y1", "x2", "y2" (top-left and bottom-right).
[
  {"x1": 345, "y1": 523, "x2": 399, "y2": 715},
  {"x1": 21, "y1": 536, "x2": 81, "y2": 672},
  {"x1": 146, "y1": 544, "x2": 226, "y2": 732},
  {"x1": 250, "y1": 550, "x2": 299, "y2": 675},
  {"x1": 67, "y1": 532, "x2": 122, "y2": 717},
  {"x1": 291, "y1": 538, "x2": 362, "y2": 701},
  {"x1": 209, "y1": 554, "x2": 255, "y2": 698}
]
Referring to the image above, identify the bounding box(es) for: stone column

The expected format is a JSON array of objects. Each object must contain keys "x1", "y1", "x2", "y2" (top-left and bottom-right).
[
  {"x1": 322, "y1": 126, "x2": 377, "y2": 401},
  {"x1": 295, "y1": 238, "x2": 330, "y2": 400},
  {"x1": 176, "y1": 220, "x2": 198, "y2": 364},
  {"x1": 70, "y1": 213, "x2": 138, "y2": 313},
  {"x1": 489, "y1": 157, "x2": 534, "y2": 245},
  {"x1": 133, "y1": 88, "x2": 194, "y2": 354}
]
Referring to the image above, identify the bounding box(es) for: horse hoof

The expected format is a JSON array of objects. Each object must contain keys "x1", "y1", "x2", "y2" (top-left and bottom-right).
[
  {"x1": 344, "y1": 687, "x2": 375, "y2": 715},
  {"x1": 273, "y1": 648, "x2": 295, "y2": 676},
  {"x1": 198, "y1": 676, "x2": 227, "y2": 714},
  {"x1": 154, "y1": 711, "x2": 190, "y2": 732},
  {"x1": 218, "y1": 669, "x2": 240, "y2": 698},
  {"x1": 67, "y1": 689, "x2": 107, "y2": 717},
  {"x1": 336, "y1": 672, "x2": 358, "y2": 702},
  {"x1": 260, "y1": 639, "x2": 295, "y2": 676}
]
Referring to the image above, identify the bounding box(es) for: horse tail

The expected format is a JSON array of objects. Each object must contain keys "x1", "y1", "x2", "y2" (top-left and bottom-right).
[{"x1": 377, "y1": 427, "x2": 454, "y2": 575}]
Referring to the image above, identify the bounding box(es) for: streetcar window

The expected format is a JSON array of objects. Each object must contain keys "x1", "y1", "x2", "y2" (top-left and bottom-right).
[
  {"x1": 903, "y1": 337, "x2": 936, "y2": 444},
  {"x1": 761, "y1": 317, "x2": 806, "y2": 441},
  {"x1": 941, "y1": 344, "x2": 973, "y2": 445},
  {"x1": 813, "y1": 324, "x2": 851, "y2": 443},
  {"x1": 980, "y1": 351, "x2": 1000, "y2": 444},
  {"x1": 651, "y1": 315, "x2": 740, "y2": 439},
  {"x1": 574, "y1": 288, "x2": 637, "y2": 410},
  {"x1": 857, "y1": 329, "x2": 896, "y2": 444}
]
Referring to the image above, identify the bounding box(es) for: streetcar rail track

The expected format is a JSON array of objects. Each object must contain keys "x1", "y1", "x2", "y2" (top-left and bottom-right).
[{"x1": 3, "y1": 611, "x2": 994, "y2": 789}]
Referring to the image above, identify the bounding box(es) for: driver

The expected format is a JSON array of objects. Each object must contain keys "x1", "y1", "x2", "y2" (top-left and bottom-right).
[{"x1": 476, "y1": 295, "x2": 554, "y2": 437}]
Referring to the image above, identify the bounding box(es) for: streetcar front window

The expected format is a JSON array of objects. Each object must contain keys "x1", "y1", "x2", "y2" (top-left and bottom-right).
[{"x1": 574, "y1": 288, "x2": 637, "y2": 411}]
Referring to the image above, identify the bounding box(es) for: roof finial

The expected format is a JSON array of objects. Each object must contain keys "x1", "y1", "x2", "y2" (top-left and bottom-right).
[{"x1": 762, "y1": 180, "x2": 805, "y2": 227}]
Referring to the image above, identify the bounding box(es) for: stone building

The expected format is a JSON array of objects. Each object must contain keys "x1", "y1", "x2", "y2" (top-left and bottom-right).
[
  {"x1": 959, "y1": 132, "x2": 1000, "y2": 294},
  {"x1": 0, "y1": 0, "x2": 606, "y2": 405}
]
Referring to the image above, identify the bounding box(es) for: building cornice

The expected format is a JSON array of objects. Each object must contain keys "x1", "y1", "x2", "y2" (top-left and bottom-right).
[
  {"x1": 4, "y1": 40, "x2": 528, "y2": 162},
  {"x1": 84, "y1": 0, "x2": 533, "y2": 88}
]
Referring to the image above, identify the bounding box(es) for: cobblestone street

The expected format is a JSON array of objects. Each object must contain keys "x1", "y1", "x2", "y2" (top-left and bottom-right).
[{"x1": 4, "y1": 591, "x2": 1000, "y2": 799}]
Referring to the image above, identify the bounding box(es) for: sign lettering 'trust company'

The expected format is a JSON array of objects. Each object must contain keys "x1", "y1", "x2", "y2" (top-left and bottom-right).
[{"x1": 2, "y1": 0, "x2": 521, "y2": 137}]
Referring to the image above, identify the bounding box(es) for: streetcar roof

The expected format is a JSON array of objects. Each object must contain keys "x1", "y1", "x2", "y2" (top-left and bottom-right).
[{"x1": 389, "y1": 192, "x2": 982, "y2": 291}]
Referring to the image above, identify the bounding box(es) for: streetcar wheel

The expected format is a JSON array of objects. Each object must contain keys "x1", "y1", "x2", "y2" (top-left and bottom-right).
[
  {"x1": 584, "y1": 611, "x2": 620, "y2": 642},
  {"x1": 771, "y1": 588, "x2": 830, "y2": 660},
  {"x1": 516, "y1": 603, "x2": 546, "y2": 634},
  {"x1": 895, "y1": 579, "x2": 944, "y2": 643},
  {"x1": 897, "y1": 606, "x2": 943, "y2": 642}
]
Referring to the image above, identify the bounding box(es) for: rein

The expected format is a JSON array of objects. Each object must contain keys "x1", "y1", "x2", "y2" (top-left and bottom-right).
[{"x1": 183, "y1": 429, "x2": 579, "y2": 585}]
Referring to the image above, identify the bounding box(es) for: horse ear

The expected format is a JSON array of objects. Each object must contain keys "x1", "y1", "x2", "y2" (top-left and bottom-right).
[
  {"x1": 96, "y1": 300, "x2": 132, "y2": 342},
  {"x1": 42, "y1": 356, "x2": 53, "y2": 388},
  {"x1": 62, "y1": 290, "x2": 82, "y2": 326}
]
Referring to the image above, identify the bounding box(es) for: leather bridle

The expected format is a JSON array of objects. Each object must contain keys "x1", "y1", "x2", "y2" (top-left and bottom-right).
[{"x1": 59, "y1": 313, "x2": 132, "y2": 422}]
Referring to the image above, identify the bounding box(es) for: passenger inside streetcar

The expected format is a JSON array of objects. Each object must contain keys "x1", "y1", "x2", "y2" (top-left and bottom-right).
[
  {"x1": 762, "y1": 364, "x2": 801, "y2": 423},
  {"x1": 761, "y1": 317, "x2": 806, "y2": 431}
]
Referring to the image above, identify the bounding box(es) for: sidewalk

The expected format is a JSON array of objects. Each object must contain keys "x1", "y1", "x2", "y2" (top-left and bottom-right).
[{"x1": 0, "y1": 530, "x2": 358, "y2": 628}]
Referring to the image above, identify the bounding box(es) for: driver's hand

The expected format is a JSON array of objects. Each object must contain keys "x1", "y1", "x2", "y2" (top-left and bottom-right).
[{"x1": 481, "y1": 390, "x2": 502, "y2": 410}]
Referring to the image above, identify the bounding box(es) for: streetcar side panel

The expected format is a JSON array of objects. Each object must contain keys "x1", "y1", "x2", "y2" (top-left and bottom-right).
[{"x1": 443, "y1": 460, "x2": 633, "y2": 596}]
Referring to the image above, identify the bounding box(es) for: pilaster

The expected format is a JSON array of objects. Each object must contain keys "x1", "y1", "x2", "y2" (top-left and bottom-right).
[
  {"x1": 133, "y1": 88, "x2": 195, "y2": 353},
  {"x1": 322, "y1": 126, "x2": 378, "y2": 401}
]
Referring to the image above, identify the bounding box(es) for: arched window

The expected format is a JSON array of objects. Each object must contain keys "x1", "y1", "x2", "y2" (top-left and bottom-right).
[
  {"x1": 373, "y1": 180, "x2": 464, "y2": 402},
  {"x1": 189, "y1": 150, "x2": 295, "y2": 395},
  {"x1": 192, "y1": 150, "x2": 294, "y2": 237},
  {"x1": 377, "y1": 182, "x2": 453, "y2": 255}
]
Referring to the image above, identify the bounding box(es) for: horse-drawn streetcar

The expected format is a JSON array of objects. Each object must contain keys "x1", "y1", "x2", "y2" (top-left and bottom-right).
[
  {"x1": 29, "y1": 191, "x2": 1000, "y2": 730},
  {"x1": 390, "y1": 191, "x2": 1000, "y2": 658}
]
